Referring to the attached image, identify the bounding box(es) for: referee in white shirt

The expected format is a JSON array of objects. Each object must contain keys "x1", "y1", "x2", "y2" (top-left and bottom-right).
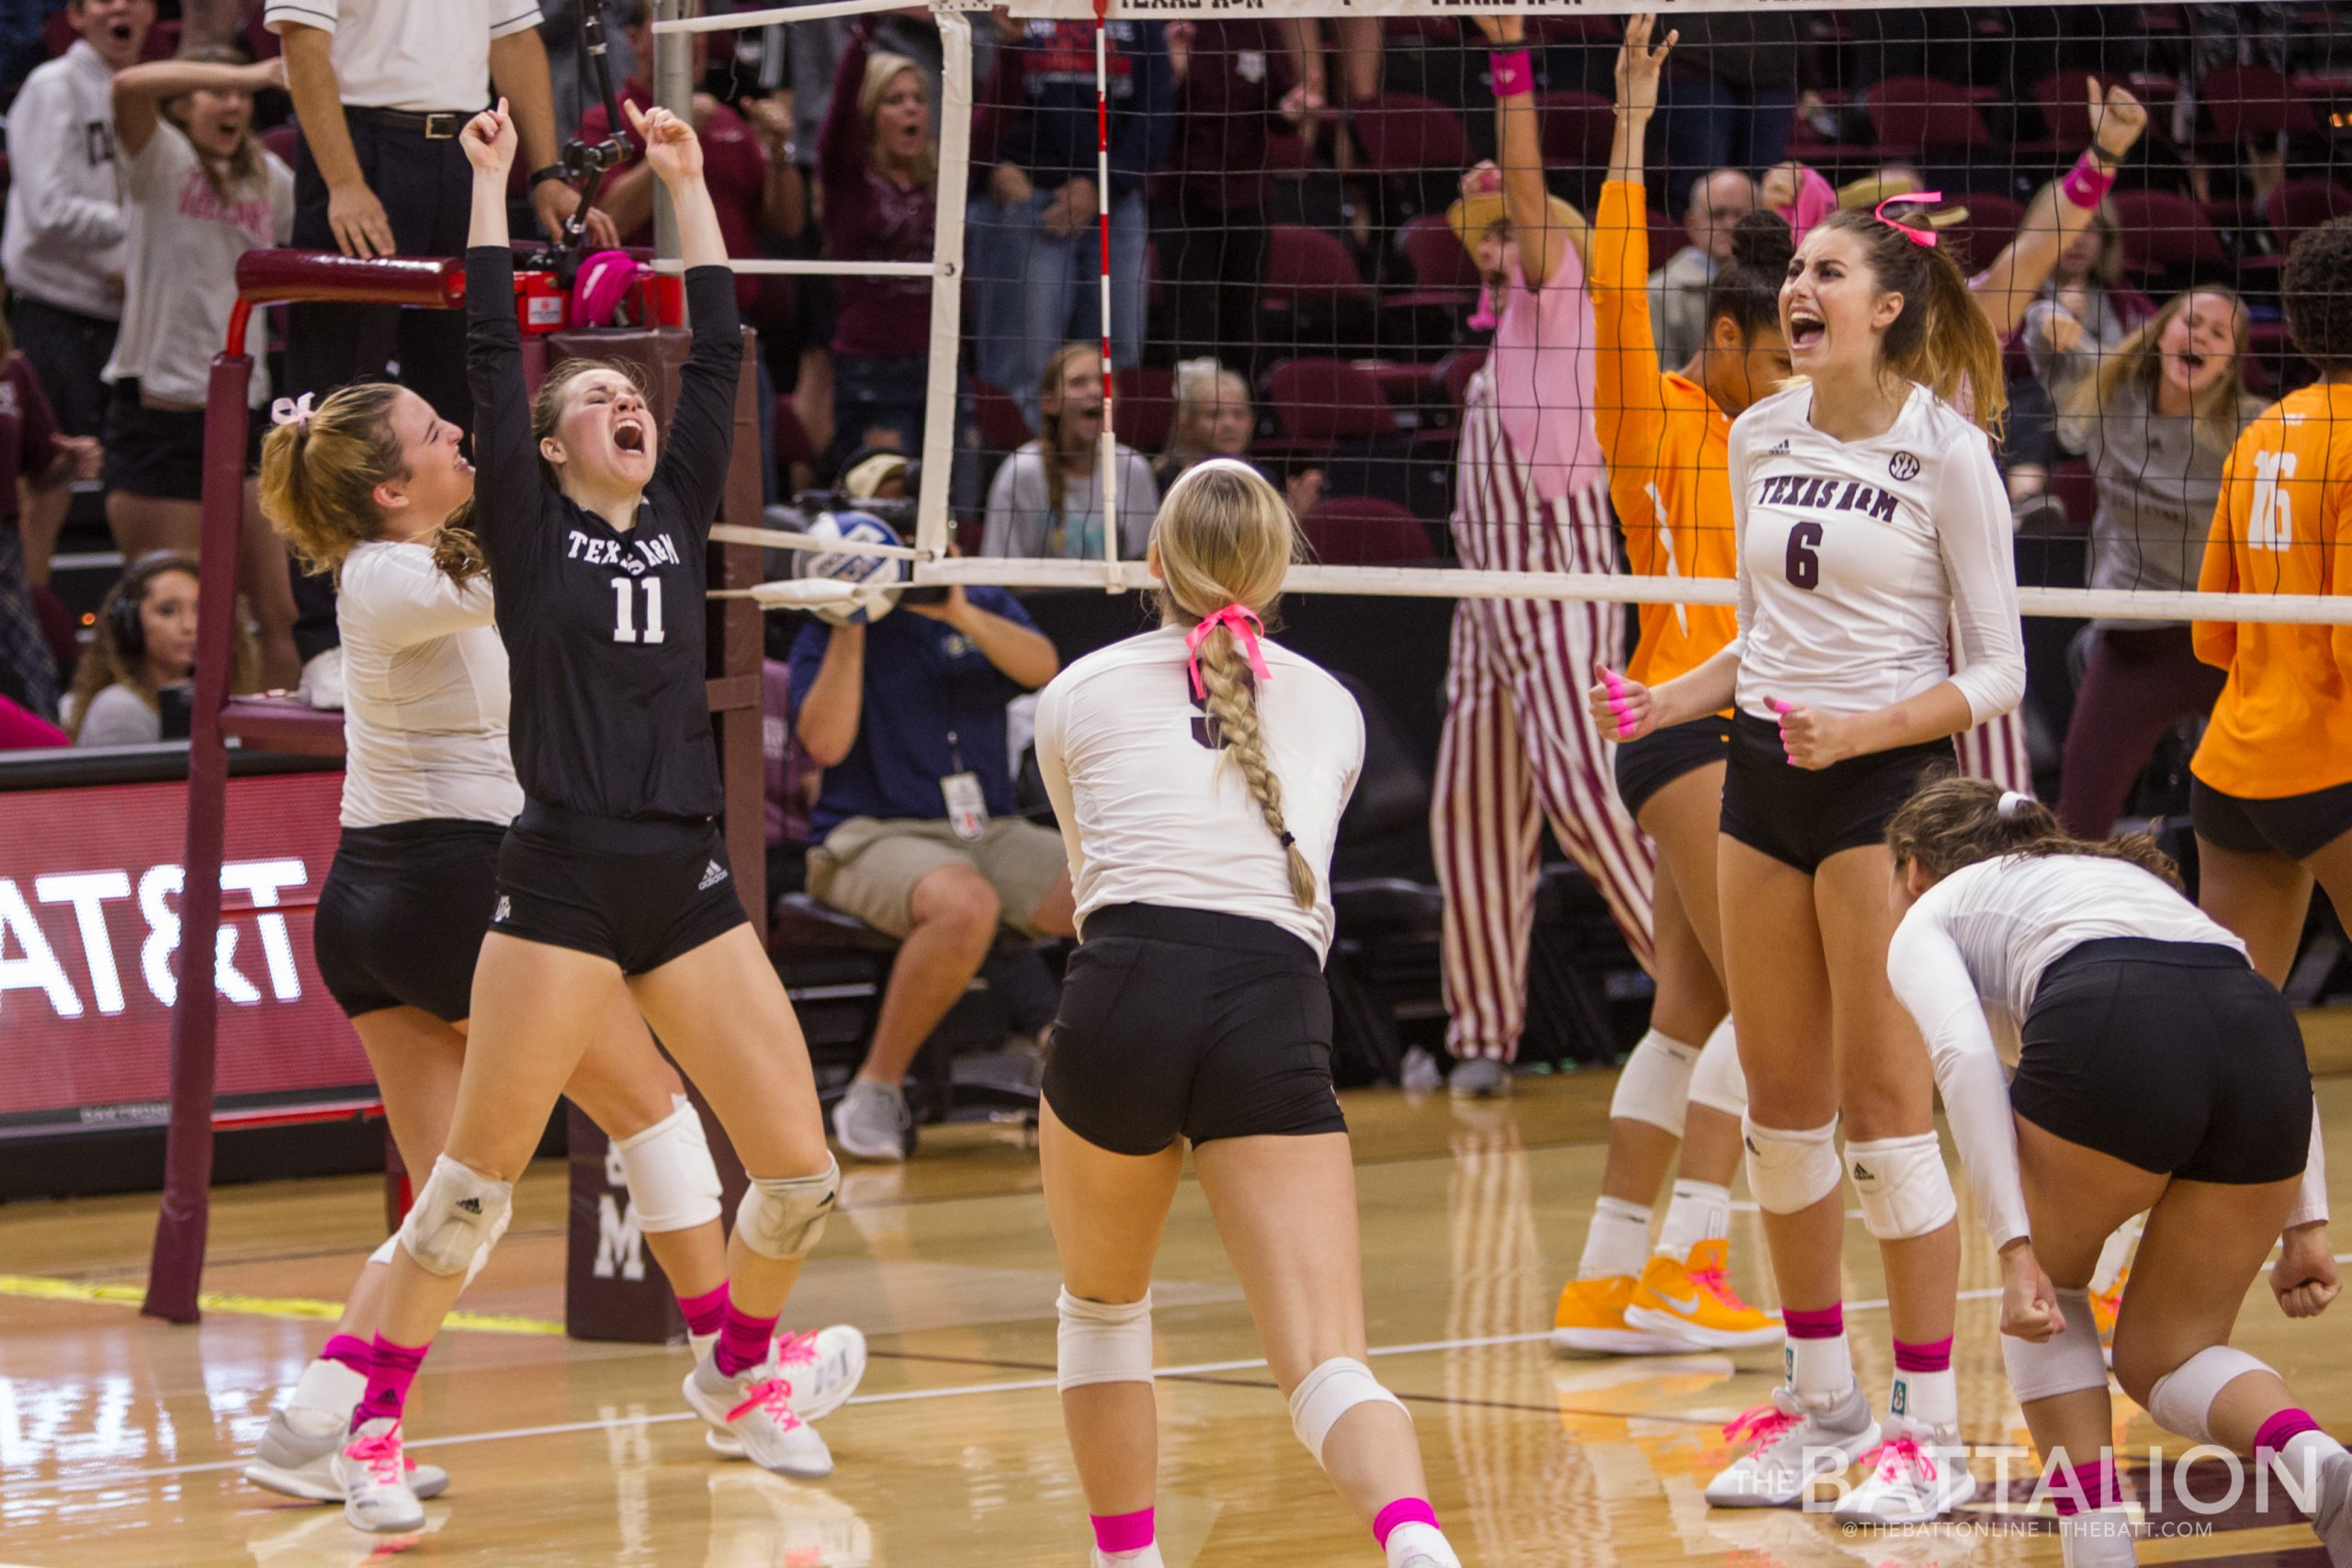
[{"x1": 265, "y1": 0, "x2": 614, "y2": 673}]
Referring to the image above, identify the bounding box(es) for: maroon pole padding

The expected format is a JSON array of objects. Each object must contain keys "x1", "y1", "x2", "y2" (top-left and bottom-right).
[
  {"x1": 233, "y1": 249, "x2": 466, "y2": 310},
  {"x1": 141, "y1": 355, "x2": 256, "y2": 1325}
]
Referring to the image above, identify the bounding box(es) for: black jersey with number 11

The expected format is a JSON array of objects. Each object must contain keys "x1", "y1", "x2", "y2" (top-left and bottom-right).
[{"x1": 464, "y1": 246, "x2": 742, "y2": 822}]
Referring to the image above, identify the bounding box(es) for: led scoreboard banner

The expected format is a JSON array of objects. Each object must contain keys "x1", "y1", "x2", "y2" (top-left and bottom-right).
[{"x1": 0, "y1": 760, "x2": 372, "y2": 1139}]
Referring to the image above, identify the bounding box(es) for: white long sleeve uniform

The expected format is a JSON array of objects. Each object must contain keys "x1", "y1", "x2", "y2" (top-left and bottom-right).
[
  {"x1": 1727, "y1": 383, "x2": 2025, "y2": 725},
  {"x1": 1033, "y1": 626, "x2": 1364, "y2": 963},
  {"x1": 335, "y1": 539, "x2": 524, "y2": 829},
  {"x1": 1886, "y1": 853, "x2": 2324, "y2": 1249},
  {"x1": 1, "y1": 41, "x2": 126, "y2": 319}
]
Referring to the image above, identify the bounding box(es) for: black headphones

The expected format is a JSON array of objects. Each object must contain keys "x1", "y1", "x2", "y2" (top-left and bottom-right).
[{"x1": 107, "y1": 551, "x2": 197, "y2": 668}]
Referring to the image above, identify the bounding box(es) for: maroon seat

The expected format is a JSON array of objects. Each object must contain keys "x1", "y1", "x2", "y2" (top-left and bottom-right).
[
  {"x1": 1112, "y1": 366, "x2": 1175, "y2": 455},
  {"x1": 1265, "y1": 358, "x2": 1401, "y2": 445},
  {"x1": 1261, "y1": 226, "x2": 1374, "y2": 315},
  {"x1": 1863, "y1": 75, "x2": 1994, "y2": 151},
  {"x1": 1945, "y1": 191, "x2": 2027, "y2": 273},
  {"x1": 1391, "y1": 213, "x2": 1480, "y2": 310},
  {"x1": 1349, "y1": 93, "x2": 1471, "y2": 175},
  {"x1": 1647, "y1": 208, "x2": 1687, "y2": 269},
  {"x1": 2266, "y1": 180, "x2": 2352, "y2": 249},
  {"x1": 2022, "y1": 71, "x2": 2100, "y2": 155},
  {"x1": 2197, "y1": 64, "x2": 2316, "y2": 145},
  {"x1": 968, "y1": 380, "x2": 1034, "y2": 458},
  {"x1": 2111, "y1": 189, "x2": 2229, "y2": 272},
  {"x1": 1303, "y1": 496, "x2": 1437, "y2": 565},
  {"x1": 1536, "y1": 90, "x2": 1615, "y2": 175},
  {"x1": 1435, "y1": 348, "x2": 1487, "y2": 414}
]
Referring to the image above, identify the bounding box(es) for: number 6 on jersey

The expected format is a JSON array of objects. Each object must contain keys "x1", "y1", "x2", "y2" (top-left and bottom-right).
[
  {"x1": 1785, "y1": 521, "x2": 1824, "y2": 591},
  {"x1": 611, "y1": 576, "x2": 666, "y2": 643}
]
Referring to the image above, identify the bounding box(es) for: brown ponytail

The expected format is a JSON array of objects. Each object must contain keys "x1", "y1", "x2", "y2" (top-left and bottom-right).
[
  {"x1": 259, "y1": 382, "x2": 483, "y2": 584},
  {"x1": 1814, "y1": 207, "x2": 2009, "y2": 435},
  {"x1": 1885, "y1": 773, "x2": 2183, "y2": 893},
  {"x1": 1151, "y1": 461, "x2": 1315, "y2": 908}
]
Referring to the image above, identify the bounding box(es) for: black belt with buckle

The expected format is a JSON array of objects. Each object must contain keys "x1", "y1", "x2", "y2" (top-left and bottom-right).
[{"x1": 344, "y1": 106, "x2": 473, "y2": 140}]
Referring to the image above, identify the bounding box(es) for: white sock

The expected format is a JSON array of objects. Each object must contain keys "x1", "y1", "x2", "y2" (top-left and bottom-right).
[
  {"x1": 2277, "y1": 1428, "x2": 2348, "y2": 1495},
  {"x1": 1577, "y1": 1196, "x2": 1652, "y2": 1281},
  {"x1": 1092, "y1": 1548, "x2": 1165, "y2": 1568},
  {"x1": 288, "y1": 1356, "x2": 367, "y2": 1421},
  {"x1": 2058, "y1": 1507, "x2": 2137, "y2": 1567},
  {"x1": 1788, "y1": 1334, "x2": 1854, "y2": 1408},
  {"x1": 1892, "y1": 1367, "x2": 1959, "y2": 1434},
  {"x1": 2092, "y1": 1216, "x2": 2142, "y2": 1295},
  {"x1": 1384, "y1": 1521, "x2": 1460, "y2": 1568},
  {"x1": 690, "y1": 1331, "x2": 718, "y2": 1365},
  {"x1": 1656, "y1": 1180, "x2": 1731, "y2": 1259}
]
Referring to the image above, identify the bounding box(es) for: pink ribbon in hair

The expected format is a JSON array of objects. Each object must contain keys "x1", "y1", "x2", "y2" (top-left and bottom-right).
[
  {"x1": 1185, "y1": 604, "x2": 1272, "y2": 700},
  {"x1": 1874, "y1": 191, "x2": 1944, "y2": 247}
]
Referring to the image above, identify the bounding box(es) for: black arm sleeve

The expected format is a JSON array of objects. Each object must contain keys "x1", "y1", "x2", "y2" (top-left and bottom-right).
[
  {"x1": 464, "y1": 245, "x2": 546, "y2": 580},
  {"x1": 652, "y1": 265, "x2": 746, "y2": 543}
]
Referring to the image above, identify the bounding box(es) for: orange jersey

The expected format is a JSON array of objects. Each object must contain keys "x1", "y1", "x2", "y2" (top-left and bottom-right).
[
  {"x1": 2191, "y1": 381, "x2": 2352, "y2": 798},
  {"x1": 1590, "y1": 181, "x2": 1741, "y2": 688}
]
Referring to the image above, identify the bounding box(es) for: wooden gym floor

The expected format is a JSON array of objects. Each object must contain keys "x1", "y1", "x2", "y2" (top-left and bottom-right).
[{"x1": 7, "y1": 1021, "x2": 2352, "y2": 1568}]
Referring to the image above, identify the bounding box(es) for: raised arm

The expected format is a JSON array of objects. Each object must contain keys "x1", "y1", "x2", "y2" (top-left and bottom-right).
[
  {"x1": 1971, "y1": 79, "x2": 2147, "y2": 340},
  {"x1": 113, "y1": 57, "x2": 283, "y2": 159},
  {"x1": 1471, "y1": 14, "x2": 1568, "y2": 289},
  {"x1": 1593, "y1": 18, "x2": 1672, "y2": 461},
  {"x1": 631, "y1": 100, "x2": 744, "y2": 538},
  {"x1": 459, "y1": 102, "x2": 539, "y2": 558}
]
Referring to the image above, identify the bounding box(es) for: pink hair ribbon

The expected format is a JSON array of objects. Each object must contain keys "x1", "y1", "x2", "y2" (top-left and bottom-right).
[
  {"x1": 1185, "y1": 604, "x2": 1272, "y2": 700},
  {"x1": 270, "y1": 391, "x2": 316, "y2": 429},
  {"x1": 1873, "y1": 191, "x2": 1944, "y2": 247}
]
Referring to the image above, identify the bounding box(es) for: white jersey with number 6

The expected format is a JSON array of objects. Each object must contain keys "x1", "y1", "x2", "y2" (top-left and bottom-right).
[{"x1": 1726, "y1": 382, "x2": 2024, "y2": 727}]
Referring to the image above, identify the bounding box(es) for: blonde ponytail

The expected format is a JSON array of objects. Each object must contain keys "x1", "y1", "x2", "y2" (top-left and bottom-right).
[
  {"x1": 260, "y1": 382, "x2": 484, "y2": 583},
  {"x1": 1815, "y1": 207, "x2": 2009, "y2": 434},
  {"x1": 1193, "y1": 627, "x2": 1317, "y2": 908}
]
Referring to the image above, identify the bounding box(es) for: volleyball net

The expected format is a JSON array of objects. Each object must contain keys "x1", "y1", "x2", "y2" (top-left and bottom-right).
[{"x1": 655, "y1": 0, "x2": 2352, "y2": 623}]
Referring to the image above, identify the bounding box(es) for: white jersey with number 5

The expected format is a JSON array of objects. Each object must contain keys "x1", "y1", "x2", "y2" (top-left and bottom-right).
[{"x1": 1726, "y1": 382, "x2": 2024, "y2": 727}]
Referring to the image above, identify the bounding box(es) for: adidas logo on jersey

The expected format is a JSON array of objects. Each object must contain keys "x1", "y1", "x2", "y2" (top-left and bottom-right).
[
  {"x1": 1767, "y1": 438, "x2": 1791, "y2": 456},
  {"x1": 697, "y1": 861, "x2": 729, "y2": 891},
  {"x1": 493, "y1": 896, "x2": 512, "y2": 923}
]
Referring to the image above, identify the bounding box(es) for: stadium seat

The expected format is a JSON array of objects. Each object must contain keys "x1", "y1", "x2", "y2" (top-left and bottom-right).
[
  {"x1": 1647, "y1": 208, "x2": 1685, "y2": 270},
  {"x1": 1112, "y1": 366, "x2": 1175, "y2": 455},
  {"x1": 1394, "y1": 213, "x2": 1482, "y2": 305},
  {"x1": 2111, "y1": 188, "x2": 2230, "y2": 278},
  {"x1": 2021, "y1": 71, "x2": 2100, "y2": 156},
  {"x1": 260, "y1": 125, "x2": 299, "y2": 167},
  {"x1": 1862, "y1": 75, "x2": 1995, "y2": 152},
  {"x1": 2267, "y1": 179, "x2": 2352, "y2": 250},
  {"x1": 967, "y1": 379, "x2": 1034, "y2": 457},
  {"x1": 1261, "y1": 226, "x2": 1377, "y2": 351},
  {"x1": 1435, "y1": 348, "x2": 1487, "y2": 414},
  {"x1": 1303, "y1": 496, "x2": 1438, "y2": 565},
  {"x1": 1265, "y1": 357, "x2": 1402, "y2": 445},
  {"x1": 1536, "y1": 91, "x2": 1616, "y2": 180},
  {"x1": 1946, "y1": 191, "x2": 2026, "y2": 274},
  {"x1": 1350, "y1": 93, "x2": 1471, "y2": 175},
  {"x1": 2195, "y1": 64, "x2": 2316, "y2": 147}
]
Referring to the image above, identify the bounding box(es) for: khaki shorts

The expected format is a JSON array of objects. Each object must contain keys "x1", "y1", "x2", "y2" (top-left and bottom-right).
[{"x1": 806, "y1": 817, "x2": 1068, "y2": 940}]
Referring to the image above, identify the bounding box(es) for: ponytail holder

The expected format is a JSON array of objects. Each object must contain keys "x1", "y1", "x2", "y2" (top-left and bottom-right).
[
  {"x1": 2059, "y1": 150, "x2": 2115, "y2": 212},
  {"x1": 1183, "y1": 603, "x2": 1272, "y2": 701},
  {"x1": 271, "y1": 391, "x2": 316, "y2": 430},
  {"x1": 1278, "y1": 830, "x2": 1295, "y2": 849},
  {"x1": 1873, "y1": 191, "x2": 1944, "y2": 247},
  {"x1": 1997, "y1": 790, "x2": 2031, "y2": 819}
]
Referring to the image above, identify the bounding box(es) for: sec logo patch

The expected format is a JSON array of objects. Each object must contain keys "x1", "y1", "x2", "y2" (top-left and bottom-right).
[{"x1": 1888, "y1": 452, "x2": 1922, "y2": 481}]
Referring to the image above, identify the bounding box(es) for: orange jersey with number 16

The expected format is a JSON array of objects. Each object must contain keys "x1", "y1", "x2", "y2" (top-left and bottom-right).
[{"x1": 2191, "y1": 381, "x2": 2352, "y2": 799}]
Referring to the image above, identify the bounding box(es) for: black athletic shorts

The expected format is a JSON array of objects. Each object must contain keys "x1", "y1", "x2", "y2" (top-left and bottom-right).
[
  {"x1": 1614, "y1": 715, "x2": 1731, "y2": 820},
  {"x1": 314, "y1": 819, "x2": 506, "y2": 1021},
  {"x1": 2190, "y1": 775, "x2": 2352, "y2": 863},
  {"x1": 491, "y1": 801, "x2": 748, "y2": 974},
  {"x1": 1719, "y1": 710, "x2": 1955, "y2": 873},
  {"x1": 99, "y1": 380, "x2": 262, "y2": 502},
  {"x1": 1043, "y1": 903, "x2": 1349, "y2": 1156},
  {"x1": 2011, "y1": 937, "x2": 2311, "y2": 1184}
]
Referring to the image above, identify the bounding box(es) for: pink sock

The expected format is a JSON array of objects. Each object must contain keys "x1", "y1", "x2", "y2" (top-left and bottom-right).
[
  {"x1": 715, "y1": 1301, "x2": 777, "y2": 1378},
  {"x1": 321, "y1": 1333, "x2": 374, "y2": 1376},
  {"x1": 351, "y1": 1336, "x2": 428, "y2": 1428},
  {"x1": 1091, "y1": 1506, "x2": 1155, "y2": 1554},
  {"x1": 678, "y1": 1283, "x2": 729, "y2": 1340},
  {"x1": 2256, "y1": 1407, "x2": 2325, "y2": 1456},
  {"x1": 1372, "y1": 1497, "x2": 1439, "y2": 1548},
  {"x1": 1782, "y1": 1303, "x2": 1844, "y2": 1339},
  {"x1": 1893, "y1": 1336, "x2": 1953, "y2": 1373},
  {"x1": 2050, "y1": 1456, "x2": 2116, "y2": 1515}
]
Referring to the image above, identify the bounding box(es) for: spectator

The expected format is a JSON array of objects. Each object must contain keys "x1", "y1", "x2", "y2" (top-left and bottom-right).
[
  {"x1": 63, "y1": 548, "x2": 257, "y2": 745},
  {"x1": 1154, "y1": 356, "x2": 1321, "y2": 519},
  {"x1": 2027, "y1": 286, "x2": 2258, "y2": 840},
  {"x1": 788, "y1": 580, "x2": 1069, "y2": 1161},
  {"x1": 968, "y1": 14, "x2": 1171, "y2": 425},
  {"x1": 2004, "y1": 201, "x2": 2149, "y2": 513},
  {"x1": 819, "y1": 20, "x2": 936, "y2": 465},
  {"x1": 1165, "y1": 17, "x2": 1317, "y2": 372},
  {"x1": 982, "y1": 343, "x2": 1158, "y2": 561},
  {"x1": 838, "y1": 446, "x2": 911, "y2": 504},
  {"x1": 1646, "y1": 166, "x2": 1757, "y2": 371},
  {"x1": 0, "y1": 314, "x2": 97, "y2": 720},
  {"x1": 1652, "y1": 13, "x2": 1795, "y2": 215},
  {"x1": 104, "y1": 51, "x2": 301, "y2": 690},
  {"x1": 2, "y1": 0, "x2": 155, "y2": 440}
]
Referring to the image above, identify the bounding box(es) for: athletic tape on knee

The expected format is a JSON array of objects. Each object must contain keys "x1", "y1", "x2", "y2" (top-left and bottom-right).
[
  {"x1": 735, "y1": 1156, "x2": 839, "y2": 1260},
  {"x1": 1289, "y1": 1357, "x2": 1408, "y2": 1468},
  {"x1": 1056, "y1": 1289, "x2": 1154, "y2": 1393},
  {"x1": 1686, "y1": 1019, "x2": 1747, "y2": 1119},
  {"x1": 1742, "y1": 1116, "x2": 1841, "y2": 1215},
  {"x1": 1609, "y1": 1030, "x2": 1700, "y2": 1137},
  {"x1": 2148, "y1": 1346, "x2": 2270, "y2": 1447},
  {"x1": 1846, "y1": 1132, "x2": 1959, "y2": 1241},
  {"x1": 613, "y1": 1097, "x2": 723, "y2": 1233},
  {"x1": 2001, "y1": 1289, "x2": 2108, "y2": 1404},
  {"x1": 368, "y1": 1234, "x2": 399, "y2": 1267},
  {"x1": 398, "y1": 1156, "x2": 514, "y2": 1277}
]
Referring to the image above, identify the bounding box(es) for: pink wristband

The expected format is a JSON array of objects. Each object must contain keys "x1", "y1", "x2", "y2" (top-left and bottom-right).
[
  {"x1": 2060, "y1": 150, "x2": 2115, "y2": 210},
  {"x1": 1488, "y1": 49, "x2": 1534, "y2": 99}
]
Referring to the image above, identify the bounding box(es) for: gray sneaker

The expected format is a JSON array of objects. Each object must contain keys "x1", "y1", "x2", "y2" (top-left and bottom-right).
[
  {"x1": 832, "y1": 1080, "x2": 911, "y2": 1162},
  {"x1": 245, "y1": 1404, "x2": 449, "y2": 1503},
  {"x1": 1448, "y1": 1057, "x2": 1511, "y2": 1099}
]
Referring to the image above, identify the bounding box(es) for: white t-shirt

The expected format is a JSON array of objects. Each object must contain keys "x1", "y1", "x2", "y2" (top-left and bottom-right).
[
  {"x1": 1727, "y1": 383, "x2": 2024, "y2": 725},
  {"x1": 1034, "y1": 625, "x2": 1364, "y2": 961},
  {"x1": 336, "y1": 539, "x2": 524, "y2": 829},
  {"x1": 263, "y1": 0, "x2": 543, "y2": 112},
  {"x1": 105, "y1": 123, "x2": 293, "y2": 408},
  {"x1": 1885, "y1": 853, "x2": 2315, "y2": 1250},
  {"x1": 0, "y1": 42, "x2": 125, "y2": 320}
]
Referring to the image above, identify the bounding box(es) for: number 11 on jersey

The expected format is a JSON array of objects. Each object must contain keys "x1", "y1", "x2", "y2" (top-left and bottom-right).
[{"x1": 611, "y1": 577, "x2": 666, "y2": 644}]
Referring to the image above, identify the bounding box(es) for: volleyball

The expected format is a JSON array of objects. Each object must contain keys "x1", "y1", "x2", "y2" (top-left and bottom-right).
[{"x1": 796, "y1": 510, "x2": 906, "y2": 626}]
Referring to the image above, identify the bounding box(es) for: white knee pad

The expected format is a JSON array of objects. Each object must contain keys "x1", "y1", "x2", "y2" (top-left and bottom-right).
[
  {"x1": 1056, "y1": 1289, "x2": 1154, "y2": 1393},
  {"x1": 1742, "y1": 1116, "x2": 1842, "y2": 1215},
  {"x1": 398, "y1": 1156, "x2": 514, "y2": 1277},
  {"x1": 460, "y1": 1201, "x2": 514, "y2": 1290},
  {"x1": 1609, "y1": 1030, "x2": 1700, "y2": 1137},
  {"x1": 735, "y1": 1156, "x2": 839, "y2": 1260},
  {"x1": 1686, "y1": 1019, "x2": 1747, "y2": 1119},
  {"x1": 368, "y1": 1233, "x2": 399, "y2": 1267},
  {"x1": 613, "y1": 1096, "x2": 723, "y2": 1234},
  {"x1": 1847, "y1": 1132, "x2": 1959, "y2": 1241},
  {"x1": 1289, "y1": 1357, "x2": 1409, "y2": 1467},
  {"x1": 2147, "y1": 1346, "x2": 2270, "y2": 1447},
  {"x1": 2001, "y1": 1289, "x2": 2109, "y2": 1404}
]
